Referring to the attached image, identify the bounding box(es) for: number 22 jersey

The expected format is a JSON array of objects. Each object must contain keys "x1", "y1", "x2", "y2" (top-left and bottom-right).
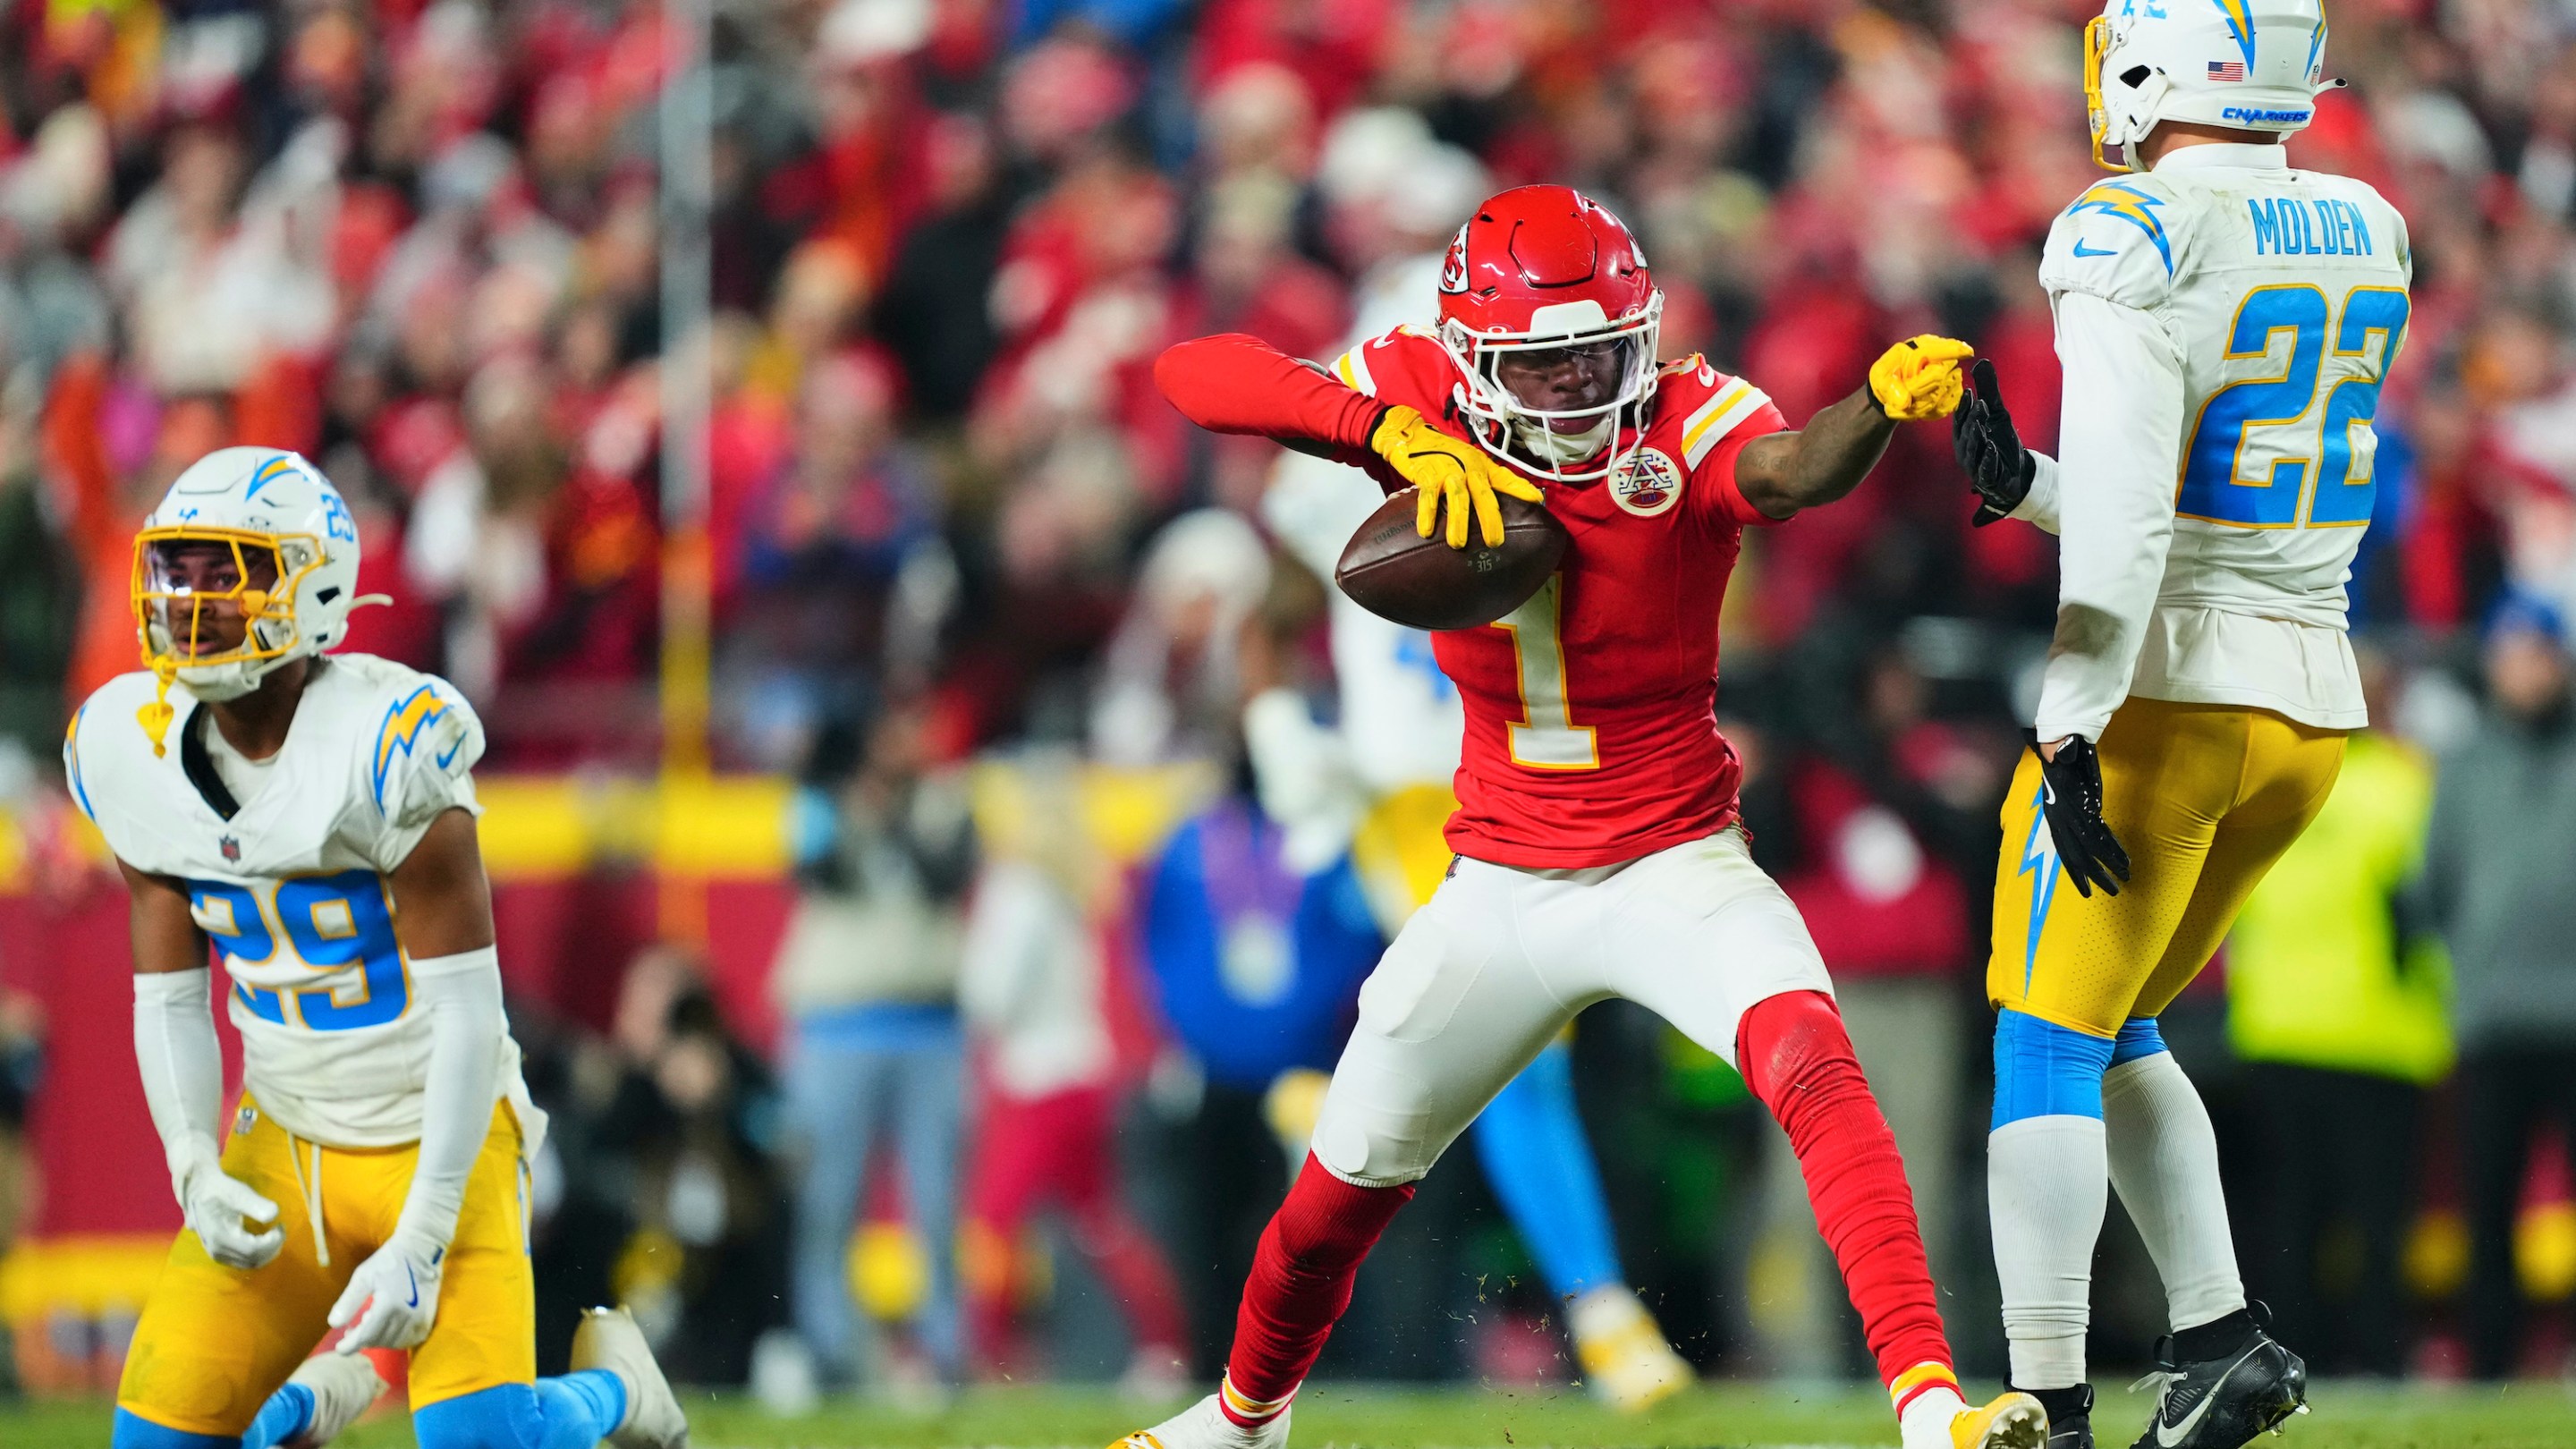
[
  {"x1": 67, "y1": 653, "x2": 533, "y2": 1148},
  {"x1": 1325, "y1": 326, "x2": 1791, "y2": 869},
  {"x1": 2021, "y1": 144, "x2": 2411, "y2": 741}
]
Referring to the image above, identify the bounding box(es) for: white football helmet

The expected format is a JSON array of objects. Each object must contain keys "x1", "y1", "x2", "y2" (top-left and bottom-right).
[
  {"x1": 2087, "y1": 0, "x2": 2334, "y2": 172},
  {"x1": 131, "y1": 449, "x2": 365, "y2": 739}
]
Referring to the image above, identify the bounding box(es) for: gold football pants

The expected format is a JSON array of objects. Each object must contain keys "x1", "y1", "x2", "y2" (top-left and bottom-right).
[
  {"x1": 1989, "y1": 699, "x2": 2345, "y2": 1037},
  {"x1": 116, "y1": 1097, "x2": 535, "y2": 1435}
]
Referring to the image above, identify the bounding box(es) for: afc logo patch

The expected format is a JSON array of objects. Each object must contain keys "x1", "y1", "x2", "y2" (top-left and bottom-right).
[{"x1": 1613, "y1": 446, "x2": 1685, "y2": 517}]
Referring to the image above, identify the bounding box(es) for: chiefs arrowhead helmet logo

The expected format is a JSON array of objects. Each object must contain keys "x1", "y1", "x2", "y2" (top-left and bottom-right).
[{"x1": 1438, "y1": 223, "x2": 1470, "y2": 294}]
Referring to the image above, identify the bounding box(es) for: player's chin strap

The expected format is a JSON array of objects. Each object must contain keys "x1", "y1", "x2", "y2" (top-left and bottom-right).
[{"x1": 138, "y1": 657, "x2": 180, "y2": 759}]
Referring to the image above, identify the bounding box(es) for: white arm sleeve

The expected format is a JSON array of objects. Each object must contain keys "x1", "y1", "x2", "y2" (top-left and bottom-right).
[
  {"x1": 2012, "y1": 451, "x2": 2063, "y2": 534},
  {"x1": 2034, "y1": 291, "x2": 2188, "y2": 743},
  {"x1": 394, "y1": 946, "x2": 506, "y2": 1248},
  {"x1": 132, "y1": 970, "x2": 225, "y2": 1191}
]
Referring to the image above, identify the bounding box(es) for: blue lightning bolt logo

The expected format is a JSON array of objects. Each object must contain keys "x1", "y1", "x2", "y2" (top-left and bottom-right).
[
  {"x1": 2068, "y1": 182, "x2": 2174, "y2": 274},
  {"x1": 2213, "y1": 0, "x2": 2258, "y2": 70},
  {"x1": 2017, "y1": 780, "x2": 2061, "y2": 993},
  {"x1": 372, "y1": 685, "x2": 453, "y2": 810}
]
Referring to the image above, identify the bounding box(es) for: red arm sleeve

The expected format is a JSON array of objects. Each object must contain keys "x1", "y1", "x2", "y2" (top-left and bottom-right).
[{"x1": 1154, "y1": 334, "x2": 1385, "y2": 457}]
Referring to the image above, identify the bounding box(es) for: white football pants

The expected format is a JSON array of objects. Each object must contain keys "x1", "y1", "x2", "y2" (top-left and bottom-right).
[{"x1": 1309, "y1": 827, "x2": 1835, "y2": 1187}]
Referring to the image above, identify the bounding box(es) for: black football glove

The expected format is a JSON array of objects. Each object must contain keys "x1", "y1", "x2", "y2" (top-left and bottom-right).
[
  {"x1": 1953, "y1": 358, "x2": 2034, "y2": 528},
  {"x1": 2030, "y1": 731, "x2": 2131, "y2": 899}
]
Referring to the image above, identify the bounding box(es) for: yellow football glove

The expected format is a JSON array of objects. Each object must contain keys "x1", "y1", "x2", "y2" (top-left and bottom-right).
[
  {"x1": 1369, "y1": 403, "x2": 1545, "y2": 549},
  {"x1": 1868, "y1": 335, "x2": 1975, "y2": 421}
]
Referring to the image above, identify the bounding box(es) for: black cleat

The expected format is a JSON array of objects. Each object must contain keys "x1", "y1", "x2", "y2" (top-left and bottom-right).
[
  {"x1": 2016, "y1": 1384, "x2": 2094, "y2": 1449},
  {"x1": 2126, "y1": 1304, "x2": 2308, "y2": 1449}
]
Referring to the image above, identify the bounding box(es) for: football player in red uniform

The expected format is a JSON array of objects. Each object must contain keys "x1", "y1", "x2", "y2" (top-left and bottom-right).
[{"x1": 1123, "y1": 185, "x2": 2041, "y2": 1449}]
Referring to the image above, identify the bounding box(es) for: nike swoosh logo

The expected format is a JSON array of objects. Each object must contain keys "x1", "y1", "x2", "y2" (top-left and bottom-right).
[
  {"x1": 2072, "y1": 241, "x2": 2119, "y2": 258},
  {"x1": 2157, "y1": 1347, "x2": 2260, "y2": 1447},
  {"x1": 403, "y1": 1263, "x2": 420, "y2": 1309},
  {"x1": 2157, "y1": 1394, "x2": 2214, "y2": 1448}
]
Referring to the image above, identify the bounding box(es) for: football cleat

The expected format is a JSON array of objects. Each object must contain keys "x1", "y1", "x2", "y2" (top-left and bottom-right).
[
  {"x1": 2018, "y1": 1383, "x2": 2096, "y2": 1449},
  {"x1": 279, "y1": 1351, "x2": 387, "y2": 1447},
  {"x1": 1570, "y1": 1286, "x2": 1695, "y2": 1412},
  {"x1": 572, "y1": 1306, "x2": 691, "y2": 1449},
  {"x1": 1953, "y1": 1390, "x2": 2051, "y2": 1449},
  {"x1": 1109, "y1": 1388, "x2": 1291, "y2": 1449},
  {"x1": 2127, "y1": 1306, "x2": 2307, "y2": 1449}
]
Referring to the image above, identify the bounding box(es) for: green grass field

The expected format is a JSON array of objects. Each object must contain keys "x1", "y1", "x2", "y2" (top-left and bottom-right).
[{"x1": 10, "y1": 1382, "x2": 2575, "y2": 1449}]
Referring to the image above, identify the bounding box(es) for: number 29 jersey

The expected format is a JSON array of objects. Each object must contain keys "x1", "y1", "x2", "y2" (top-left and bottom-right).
[
  {"x1": 2035, "y1": 146, "x2": 2411, "y2": 737},
  {"x1": 1325, "y1": 326, "x2": 1790, "y2": 869},
  {"x1": 67, "y1": 653, "x2": 531, "y2": 1148}
]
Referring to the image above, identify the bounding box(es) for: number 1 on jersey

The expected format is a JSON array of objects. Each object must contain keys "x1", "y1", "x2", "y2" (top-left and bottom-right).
[{"x1": 1494, "y1": 577, "x2": 1599, "y2": 770}]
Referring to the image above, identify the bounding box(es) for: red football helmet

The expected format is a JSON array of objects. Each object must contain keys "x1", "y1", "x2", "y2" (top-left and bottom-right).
[{"x1": 1435, "y1": 184, "x2": 1663, "y2": 484}]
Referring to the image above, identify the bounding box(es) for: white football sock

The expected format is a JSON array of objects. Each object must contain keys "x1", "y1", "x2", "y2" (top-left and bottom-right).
[
  {"x1": 2104, "y1": 1052, "x2": 2245, "y2": 1333},
  {"x1": 1898, "y1": 1385, "x2": 1969, "y2": 1449},
  {"x1": 1988, "y1": 1114, "x2": 2106, "y2": 1390}
]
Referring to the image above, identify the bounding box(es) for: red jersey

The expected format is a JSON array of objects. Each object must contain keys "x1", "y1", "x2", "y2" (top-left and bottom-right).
[{"x1": 1157, "y1": 328, "x2": 1790, "y2": 869}]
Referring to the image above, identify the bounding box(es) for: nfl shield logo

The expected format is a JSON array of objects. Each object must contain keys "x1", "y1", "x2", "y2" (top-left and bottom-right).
[{"x1": 219, "y1": 835, "x2": 241, "y2": 863}]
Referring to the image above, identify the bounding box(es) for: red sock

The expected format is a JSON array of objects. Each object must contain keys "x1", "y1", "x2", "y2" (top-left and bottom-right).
[
  {"x1": 1738, "y1": 990, "x2": 1958, "y2": 1415},
  {"x1": 1220, "y1": 1154, "x2": 1413, "y2": 1424}
]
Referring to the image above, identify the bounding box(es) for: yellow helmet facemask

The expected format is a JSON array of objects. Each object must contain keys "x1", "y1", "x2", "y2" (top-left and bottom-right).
[
  {"x1": 2085, "y1": 15, "x2": 2127, "y2": 174},
  {"x1": 131, "y1": 526, "x2": 324, "y2": 756}
]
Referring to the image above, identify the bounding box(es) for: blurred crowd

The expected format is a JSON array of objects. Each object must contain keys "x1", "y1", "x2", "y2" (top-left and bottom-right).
[{"x1": 7, "y1": 0, "x2": 2576, "y2": 1399}]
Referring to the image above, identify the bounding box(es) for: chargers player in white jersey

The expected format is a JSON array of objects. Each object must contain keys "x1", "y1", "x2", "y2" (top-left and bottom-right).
[
  {"x1": 72, "y1": 449, "x2": 688, "y2": 1449},
  {"x1": 1949, "y1": 3, "x2": 2410, "y2": 1445}
]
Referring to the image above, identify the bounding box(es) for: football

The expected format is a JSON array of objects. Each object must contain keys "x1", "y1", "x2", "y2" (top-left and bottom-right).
[{"x1": 1335, "y1": 487, "x2": 1570, "y2": 631}]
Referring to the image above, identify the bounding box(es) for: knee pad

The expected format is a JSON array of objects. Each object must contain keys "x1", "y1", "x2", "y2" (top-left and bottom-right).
[
  {"x1": 1992, "y1": 1009, "x2": 2117, "y2": 1128},
  {"x1": 113, "y1": 1411, "x2": 239, "y2": 1449}
]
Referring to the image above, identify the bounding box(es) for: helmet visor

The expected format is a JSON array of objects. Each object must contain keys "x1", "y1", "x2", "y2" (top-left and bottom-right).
[
  {"x1": 133, "y1": 527, "x2": 311, "y2": 666},
  {"x1": 1472, "y1": 325, "x2": 1655, "y2": 431}
]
